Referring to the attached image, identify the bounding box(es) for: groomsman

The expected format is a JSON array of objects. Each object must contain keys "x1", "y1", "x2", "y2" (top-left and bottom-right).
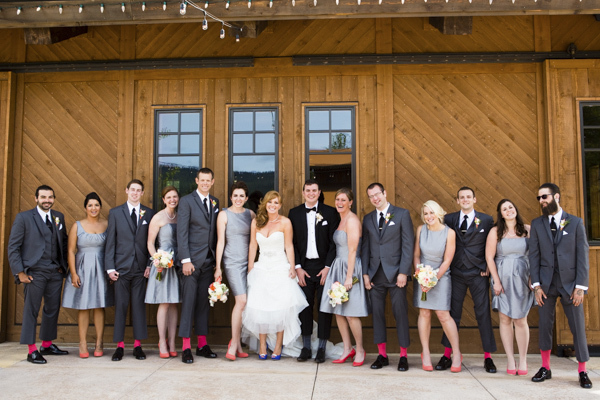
[
  {"x1": 437, "y1": 187, "x2": 496, "y2": 372},
  {"x1": 362, "y1": 183, "x2": 414, "y2": 371},
  {"x1": 289, "y1": 179, "x2": 340, "y2": 363},
  {"x1": 8, "y1": 185, "x2": 69, "y2": 363},
  {"x1": 105, "y1": 179, "x2": 155, "y2": 361},
  {"x1": 177, "y1": 168, "x2": 219, "y2": 363},
  {"x1": 529, "y1": 183, "x2": 592, "y2": 389}
]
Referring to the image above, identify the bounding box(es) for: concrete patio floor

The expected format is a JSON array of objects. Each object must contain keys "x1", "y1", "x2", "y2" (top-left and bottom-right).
[{"x1": 1, "y1": 342, "x2": 600, "y2": 399}]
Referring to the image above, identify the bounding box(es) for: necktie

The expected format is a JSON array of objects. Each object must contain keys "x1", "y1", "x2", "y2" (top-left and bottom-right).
[
  {"x1": 131, "y1": 208, "x2": 137, "y2": 227},
  {"x1": 378, "y1": 212, "x2": 384, "y2": 231},
  {"x1": 460, "y1": 215, "x2": 468, "y2": 234},
  {"x1": 306, "y1": 207, "x2": 316, "y2": 213},
  {"x1": 203, "y1": 198, "x2": 210, "y2": 215},
  {"x1": 550, "y1": 216, "x2": 557, "y2": 238},
  {"x1": 46, "y1": 214, "x2": 54, "y2": 232}
]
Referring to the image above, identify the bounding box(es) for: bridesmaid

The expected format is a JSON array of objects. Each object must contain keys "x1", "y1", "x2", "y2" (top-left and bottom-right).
[
  {"x1": 144, "y1": 186, "x2": 181, "y2": 358},
  {"x1": 319, "y1": 188, "x2": 369, "y2": 367},
  {"x1": 214, "y1": 181, "x2": 255, "y2": 361},
  {"x1": 413, "y1": 200, "x2": 462, "y2": 372},
  {"x1": 486, "y1": 199, "x2": 533, "y2": 376},
  {"x1": 62, "y1": 192, "x2": 112, "y2": 358}
]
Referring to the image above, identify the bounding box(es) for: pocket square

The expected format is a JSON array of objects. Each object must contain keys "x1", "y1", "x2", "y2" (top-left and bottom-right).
[
  {"x1": 142, "y1": 220, "x2": 148, "y2": 225},
  {"x1": 563, "y1": 231, "x2": 568, "y2": 236},
  {"x1": 389, "y1": 221, "x2": 396, "y2": 226},
  {"x1": 215, "y1": 208, "x2": 219, "y2": 213},
  {"x1": 59, "y1": 224, "x2": 63, "y2": 230},
  {"x1": 322, "y1": 221, "x2": 328, "y2": 226},
  {"x1": 480, "y1": 229, "x2": 484, "y2": 232}
]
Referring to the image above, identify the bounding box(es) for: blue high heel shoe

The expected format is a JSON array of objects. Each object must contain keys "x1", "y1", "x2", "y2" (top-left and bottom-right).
[
  {"x1": 259, "y1": 354, "x2": 268, "y2": 360},
  {"x1": 271, "y1": 354, "x2": 281, "y2": 360}
]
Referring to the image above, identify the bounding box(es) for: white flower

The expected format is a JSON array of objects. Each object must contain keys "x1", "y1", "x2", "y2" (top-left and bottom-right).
[{"x1": 316, "y1": 213, "x2": 324, "y2": 223}]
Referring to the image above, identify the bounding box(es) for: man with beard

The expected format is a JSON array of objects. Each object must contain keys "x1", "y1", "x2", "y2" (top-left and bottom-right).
[{"x1": 529, "y1": 183, "x2": 592, "y2": 389}]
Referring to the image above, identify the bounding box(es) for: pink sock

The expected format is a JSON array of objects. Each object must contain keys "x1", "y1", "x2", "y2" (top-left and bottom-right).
[
  {"x1": 579, "y1": 362, "x2": 586, "y2": 373},
  {"x1": 182, "y1": 338, "x2": 191, "y2": 350},
  {"x1": 400, "y1": 347, "x2": 407, "y2": 358},
  {"x1": 541, "y1": 349, "x2": 551, "y2": 369},
  {"x1": 134, "y1": 339, "x2": 141, "y2": 348},
  {"x1": 197, "y1": 335, "x2": 207, "y2": 348},
  {"x1": 484, "y1": 352, "x2": 492, "y2": 359},
  {"x1": 28, "y1": 344, "x2": 37, "y2": 354},
  {"x1": 117, "y1": 342, "x2": 125, "y2": 349},
  {"x1": 444, "y1": 347, "x2": 452, "y2": 358},
  {"x1": 41, "y1": 340, "x2": 52, "y2": 348},
  {"x1": 377, "y1": 343, "x2": 387, "y2": 358}
]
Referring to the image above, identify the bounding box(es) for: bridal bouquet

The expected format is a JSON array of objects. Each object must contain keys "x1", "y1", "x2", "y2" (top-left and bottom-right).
[
  {"x1": 208, "y1": 277, "x2": 229, "y2": 307},
  {"x1": 414, "y1": 264, "x2": 438, "y2": 301},
  {"x1": 327, "y1": 277, "x2": 359, "y2": 308},
  {"x1": 151, "y1": 250, "x2": 174, "y2": 281}
]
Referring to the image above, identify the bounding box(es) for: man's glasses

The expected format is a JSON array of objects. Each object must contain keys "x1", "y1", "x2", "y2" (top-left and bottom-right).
[
  {"x1": 536, "y1": 193, "x2": 554, "y2": 201},
  {"x1": 368, "y1": 192, "x2": 383, "y2": 200}
]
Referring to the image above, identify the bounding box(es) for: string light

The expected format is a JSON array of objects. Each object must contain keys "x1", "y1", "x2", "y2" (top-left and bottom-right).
[
  {"x1": 336, "y1": 0, "x2": 339, "y2": 4},
  {"x1": 59, "y1": 4, "x2": 63, "y2": 14},
  {"x1": 121, "y1": 2, "x2": 126, "y2": 12},
  {"x1": 379, "y1": 0, "x2": 382, "y2": 4},
  {"x1": 236, "y1": 34, "x2": 240, "y2": 42},
  {"x1": 292, "y1": 0, "x2": 295, "y2": 5},
  {"x1": 79, "y1": 4, "x2": 83, "y2": 13},
  {"x1": 142, "y1": 2, "x2": 146, "y2": 11},
  {"x1": 36, "y1": 5, "x2": 41, "y2": 12},
  {"x1": 202, "y1": 16, "x2": 208, "y2": 30},
  {"x1": 314, "y1": 0, "x2": 317, "y2": 5},
  {"x1": 248, "y1": 0, "x2": 251, "y2": 8},
  {"x1": 17, "y1": 7, "x2": 22, "y2": 15},
  {"x1": 205, "y1": 1, "x2": 208, "y2": 8},
  {"x1": 226, "y1": 0, "x2": 230, "y2": 8},
  {"x1": 489, "y1": 0, "x2": 492, "y2": 4},
  {"x1": 269, "y1": 0, "x2": 273, "y2": 7},
  {"x1": 101, "y1": 3, "x2": 104, "y2": 13},
  {"x1": 180, "y1": 0, "x2": 187, "y2": 14},
  {"x1": 186, "y1": 0, "x2": 243, "y2": 39},
  {"x1": 357, "y1": 0, "x2": 361, "y2": 5},
  {"x1": 220, "y1": 24, "x2": 225, "y2": 39},
  {"x1": 163, "y1": 1, "x2": 167, "y2": 10}
]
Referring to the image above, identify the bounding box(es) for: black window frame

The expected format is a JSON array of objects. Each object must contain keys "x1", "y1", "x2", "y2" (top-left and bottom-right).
[{"x1": 579, "y1": 101, "x2": 600, "y2": 245}]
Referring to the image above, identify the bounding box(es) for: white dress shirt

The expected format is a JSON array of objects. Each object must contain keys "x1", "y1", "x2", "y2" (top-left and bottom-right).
[
  {"x1": 459, "y1": 209, "x2": 475, "y2": 231},
  {"x1": 377, "y1": 203, "x2": 391, "y2": 226}
]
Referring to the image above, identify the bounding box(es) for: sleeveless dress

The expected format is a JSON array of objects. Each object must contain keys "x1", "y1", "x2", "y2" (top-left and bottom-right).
[
  {"x1": 242, "y1": 231, "x2": 309, "y2": 346},
  {"x1": 145, "y1": 223, "x2": 180, "y2": 304},
  {"x1": 319, "y1": 230, "x2": 369, "y2": 317},
  {"x1": 413, "y1": 225, "x2": 452, "y2": 311},
  {"x1": 491, "y1": 237, "x2": 533, "y2": 319},
  {"x1": 222, "y1": 208, "x2": 252, "y2": 297},
  {"x1": 62, "y1": 221, "x2": 113, "y2": 309}
]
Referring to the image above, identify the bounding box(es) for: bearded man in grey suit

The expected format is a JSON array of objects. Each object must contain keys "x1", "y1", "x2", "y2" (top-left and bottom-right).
[
  {"x1": 362, "y1": 182, "x2": 414, "y2": 371},
  {"x1": 8, "y1": 184, "x2": 69, "y2": 364},
  {"x1": 105, "y1": 179, "x2": 155, "y2": 361},
  {"x1": 530, "y1": 183, "x2": 592, "y2": 389},
  {"x1": 177, "y1": 168, "x2": 220, "y2": 364}
]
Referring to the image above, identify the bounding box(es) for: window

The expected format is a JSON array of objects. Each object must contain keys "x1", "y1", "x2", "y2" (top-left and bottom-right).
[
  {"x1": 579, "y1": 103, "x2": 600, "y2": 243},
  {"x1": 305, "y1": 106, "x2": 356, "y2": 206},
  {"x1": 154, "y1": 109, "x2": 203, "y2": 210},
  {"x1": 229, "y1": 108, "x2": 279, "y2": 200}
]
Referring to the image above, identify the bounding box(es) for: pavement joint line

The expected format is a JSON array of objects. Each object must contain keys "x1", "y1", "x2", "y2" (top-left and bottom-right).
[
  {"x1": 464, "y1": 362, "x2": 498, "y2": 400},
  {"x1": 117, "y1": 355, "x2": 172, "y2": 400},
  {"x1": 311, "y1": 362, "x2": 318, "y2": 400}
]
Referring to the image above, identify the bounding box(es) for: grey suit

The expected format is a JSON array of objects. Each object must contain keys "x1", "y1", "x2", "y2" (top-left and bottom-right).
[
  {"x1": 8, "y1": 208, "x2": 68, "y2": 344},
  {"x1": 361, "y1": 205, "x2": 414, "y2": 347},
  {"x1": 105, "y1": 203, "x2": 155, "y2": 342},
  {"x1": 177, "y1": 191, "x2": 219, "y2": 338},
  {"x1": 529, "y1": 211, "x2": 590, "y2": 362}
]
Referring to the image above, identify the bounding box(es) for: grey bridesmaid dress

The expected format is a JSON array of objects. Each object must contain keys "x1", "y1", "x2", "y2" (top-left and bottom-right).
[
  {"x1": 223, "y1": 208, "x2": 252, "y2": 297},
  {"x1": 491, "y1": 237, "x2": 533, "y2": 319},
  {"x1": 62, "y1": 221, "x2": 113, "y2": 309},
  {"x1": 145, "y1": 223, "x2": 180, "y2": 304},
  {"x1": 413, "y1": 225, "x2": 452, "y2": 311}
]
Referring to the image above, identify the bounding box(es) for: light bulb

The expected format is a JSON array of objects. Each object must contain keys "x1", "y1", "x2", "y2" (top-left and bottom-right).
[
  {"x1": 122, "y1": 3, "x2": 126, "y2": 12},
  {"x1": 79, "y1": 4, "x2": 83, "y2": 13},
  {"x1": 236, "y1": 34, "x2": 240, "y2": 42},
  {"x1": 180, "y1": 1, "x2": 187, "y2": 14},
  {"x1": 163, "y1": 2, "x2": 167, "y2": 10},
  {"x1": 142, "y1": 2, "x2": 146, "y2": 11},
  {"x1": 220, "y1": 27, "x2": 225, "y2": 39},
  {"x1": 59, "y1": 5, "x2": 63, "y2": 14},
  {"x1": 202, "y1": 17, "x2": 208, "y2": 30},
  {"x1": 101, "y1": 3, "x2": 105, "y2": 13},
  {"x1": 248, "y1": 0, "x2": 251, "y2": 8},
  {"x1": 36, "y1": 6, "x2": 41, "y2": 12},
  {"x1": 226, "y1": 1, "x2": 230, "y2": 8},
  {"x1": 269, "y1": 0, "x2": 273, "y2": 7},
  {"x1": 17, "y1": 7, "x2": 22, "y2": 15}
]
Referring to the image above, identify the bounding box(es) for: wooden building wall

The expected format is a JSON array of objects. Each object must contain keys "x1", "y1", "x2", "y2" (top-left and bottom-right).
[{"x1": 0, "y1": 15, "x2": 599, "y2": 352}]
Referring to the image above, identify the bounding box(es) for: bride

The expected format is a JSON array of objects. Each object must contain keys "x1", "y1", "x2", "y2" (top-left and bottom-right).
[{"x1": 242, "y1": 191, "x2": 308, "y2": 360}]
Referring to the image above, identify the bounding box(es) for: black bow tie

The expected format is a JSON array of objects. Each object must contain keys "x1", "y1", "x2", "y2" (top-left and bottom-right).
[{"x1": 306, "y1": 207, "x2": 316, "y2": 213}]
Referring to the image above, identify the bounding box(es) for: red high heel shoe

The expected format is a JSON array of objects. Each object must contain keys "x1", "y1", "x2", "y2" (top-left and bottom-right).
[
  {"x1": 451, "y1": 354, "x2": 463, "y2": 373},
  {"x1": 225, "y1": 341, "x2": 236, "y2": 361},
  {"x1": 158, "y1": 342, "x2": 169, "y2": 359},
  {"x1": 353, "y1": 351, "x2": 365, "y2": 367},
  {"x1": 517, "y1": 362, "x2": 528, "y2": 376},
  {"x1": 332, "y1": 349, "x2": 356, "y2": 364},
  {"x1": 229, "y1": 340, "x2": 249, "y2": 358},
  {"x1": 421, "y1": 353, "x2": 433, "y2": 371}
]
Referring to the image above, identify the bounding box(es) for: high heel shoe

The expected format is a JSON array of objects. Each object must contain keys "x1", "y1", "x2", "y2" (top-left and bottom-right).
[
  {"x1": 332, "y1": 349, "x2": 356, "y2": 364},
  {"x1": 225, "y1": 341, "x2": 236, "y2": 361},
  {"x1": 259, "y1": 353, "x2": 268, "y2": 360},
  {"x1": 93, "y1": 350, "x2": 103, "y2": 357},
  {"x1": 517, "y1": 363, "x2": 528, "y2": 376},
  {"x1": 352, "y1": 351, "x2": 364, "y2": 367},
  {"x1": 228, "y1": 340, "x2": 248, "y2": 358},
  {"x1": 421, "y1": 353, "x2": 433, "y2": 371},
  {"x1": 450, "y1": 355, "x2": 463, "y2": 373},
  {"x1": 79, "y1": 351, "x2": 89, "y2": 359},
  {"x1": 271, "y1": 354, "x2": 281, "y2": 360},
  {"x1": 158, "y1": 343, "x2": 169, "y2": 359},
  {"x1": 507, "y1": 368, "x2": 517, "y2": 375}
]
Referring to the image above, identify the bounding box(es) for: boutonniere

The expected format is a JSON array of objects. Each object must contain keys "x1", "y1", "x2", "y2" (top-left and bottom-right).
[
  {"x1": 211, "y1": 199, "x2": 217, "y2": 208},
  {"x1": 316, "y1": 213, "x2": 324, "y2": 223},
  {"x1": 474, "y1": 217, "x2": 481, "y2": 229},
  {"x1": 54, "y1": 217, "x2": 60, "y2": 225},
  {"x1": 560, "y1": 219, "x2": 569, "y2": 230},
  {"x1": 139, "y1": 209, "x2": 146, "y2": 219},
  {"x1": 385, "y1": 213, "x2": 394, "y2": 224}
]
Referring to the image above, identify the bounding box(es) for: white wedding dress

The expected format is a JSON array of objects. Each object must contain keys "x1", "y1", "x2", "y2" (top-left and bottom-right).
[{"x1": 242, "y1": 231, "x2": 308, "y2": 347}]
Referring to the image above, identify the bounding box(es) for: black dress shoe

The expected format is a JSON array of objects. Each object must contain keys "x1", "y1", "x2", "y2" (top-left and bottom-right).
[
  {"x1": 133, "y1": 346, "x2": 146, "y2": 360},
  {"x1": 315, "y1": 348, "x2": 326, "y2": 364},
  {"x1": 580, "y1": 371, "x2": 593, "y2": 389},
  {"x1": 111, "y1": 347, "x2": 124, "y2": 361},
  {"x1": 297, "y1": 347, "x2": 311, "y2": 362},
  {"x1": 531, "y1": 367, "x2": 552, "y2": 382},
  {"x1": 484, "y1": 357, "x2": 497, "y2": 373},
  {"x1": 435, "y1": 355, "x2": 452, "y2": 371},
  {"x1": 370, "y1": 355, "x2": 389, "y2": 369},
  {"x1": 182, "y1": 348, "x2": 194, "y2": 364},
  {"x1": 27, "y1": 350, "x2": 47, "y2": 364},
  {"x1": 196, "y1": 345, "x2": 217, "y2": 358},
  {"x1": 39, "y1": 344, "x2": 69, "y2": 356},
  {"x1": 397, "y1": 356, "x2": 409, "y2": 371}
]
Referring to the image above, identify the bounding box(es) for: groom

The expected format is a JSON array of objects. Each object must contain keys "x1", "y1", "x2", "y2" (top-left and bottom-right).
[
  {"x1": 289, "y1": 179, "x2": 339, "y2": 363},
  {"x1": 177, "y1": 168, "x2": 219, "y2": 364},
  {"x1": 105, "y1": 179, "x2": 155, "y2": 361},
  {"x1": 362, "y1": 182, "x2": 414, "y2": 371}
]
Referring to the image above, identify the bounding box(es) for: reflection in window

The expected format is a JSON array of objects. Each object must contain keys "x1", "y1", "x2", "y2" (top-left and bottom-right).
[
  {"x1": 155, "y1": 110, "x2": 202, "y2": 210},
  {"x1": 229, "y1": 108, "x2": 278, "y2": 200},
  {"x1": 580, "y1": 103, "x2": 600, "y2": 243},
  {"x1": 306, "y1": 107, "x2": 355, "y2": 207}
]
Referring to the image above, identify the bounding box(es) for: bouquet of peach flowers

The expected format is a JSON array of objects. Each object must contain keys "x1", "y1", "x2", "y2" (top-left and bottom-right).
[
  {"x1": 414, "y1": 264, "x2": 438, "y2": 301},
  {"x1": 327, "y1": 277, "x2": 359, "y2": 307},
  {"x1": 208, "y1": 277, "x2": 229, "y2": 307},
  {"x1": 151, "y1": 250, "x2": 174, "y2": 281}
]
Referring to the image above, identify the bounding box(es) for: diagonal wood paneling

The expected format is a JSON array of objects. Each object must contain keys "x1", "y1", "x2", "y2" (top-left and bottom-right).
[
  {"x1": 551, "y1": 15, "x2": 600, "y2": 52},
  {"x1": 393, "y1": 71, "x2": 540, "y2": 332}
]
